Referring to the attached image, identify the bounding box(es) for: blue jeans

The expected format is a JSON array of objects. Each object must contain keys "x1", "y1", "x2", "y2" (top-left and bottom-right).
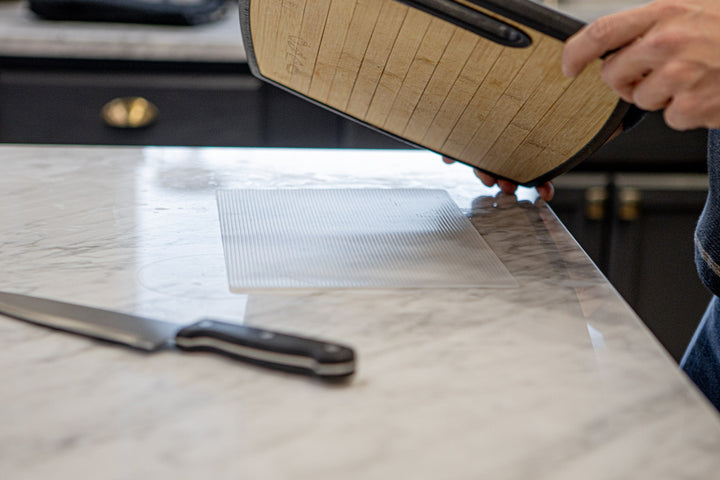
[{"x1": 681, "y1": 296, "x2": 720, "y2": 411}]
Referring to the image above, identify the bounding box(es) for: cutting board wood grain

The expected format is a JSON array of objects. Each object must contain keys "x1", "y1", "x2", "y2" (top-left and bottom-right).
[{"x1": 240, "y1": 0, "x2": 629, "y2": 186}]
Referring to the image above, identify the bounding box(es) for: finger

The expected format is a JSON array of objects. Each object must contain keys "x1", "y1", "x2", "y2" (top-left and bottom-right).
[
  {"x1": 474, "y1": 170, "x2": 498, "y2": 187},
  {"x1": 664, "y1": 69, "x2": 720, "y2": 130},
  {"x1": 497, "y1": 179, "x2": 518, "y2": 196},
  {"x1": 663, "y1": 94, "x2": 699, "y2": 131},
  {"x1": 631, "y1": 60, "x2": 702, "y2": 111},
  {"x1": 600, "y1": 41, "x2": 657, "y2": 102},
  {"x1": 562, "y1": 5, "x2": 659, "y2": 78},
  {"x1": 442, "y1": 156, "x2": 454, "y2": 164},
  {"x1": 536, "y1": 182, "x2": 555, "y2": 202},
  {"x1": 664, "y1": 85, "x2": 720, "y2": 131}
]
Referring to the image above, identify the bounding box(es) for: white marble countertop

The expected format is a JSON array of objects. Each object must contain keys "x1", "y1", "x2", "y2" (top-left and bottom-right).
[
  {"x1": 0, "y1": 0, "x2": 246, "y2": 62},
  {"x1": 1, "y1": 144, "x2": 719, "y2": 479},
  {"x1": 0, "y1": 0, "x2": 647, "y2": 63}
]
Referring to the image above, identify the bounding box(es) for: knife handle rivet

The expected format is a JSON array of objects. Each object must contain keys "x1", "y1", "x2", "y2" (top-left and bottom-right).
[
  {"x1": 324, "y1": 344, "x2": 341, "y2": 353},
  {"x1": 259, "y1": 331, "x2": 275, "y2": 340}
]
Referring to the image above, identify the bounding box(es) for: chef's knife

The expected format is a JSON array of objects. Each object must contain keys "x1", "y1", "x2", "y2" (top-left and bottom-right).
[{"x1": 0, "y1": 291, "x2": 355, "y2": 378}]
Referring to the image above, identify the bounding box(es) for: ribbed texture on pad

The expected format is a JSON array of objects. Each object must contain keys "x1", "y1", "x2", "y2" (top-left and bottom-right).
[{"x1": 217, "y1": 189, "x2": 516, "y2": 289}]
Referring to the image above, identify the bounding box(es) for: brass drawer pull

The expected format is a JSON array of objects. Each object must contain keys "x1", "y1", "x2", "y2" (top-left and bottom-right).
[
  {"x1": 618, "y1": 187, "x2": 642, "y2": 222},
  {"x1": 101, "y1": 97, "x2": 159, "y2": 129},
  {"x1": 585, "y1": 186, "x2": 608, "y2": 221}
]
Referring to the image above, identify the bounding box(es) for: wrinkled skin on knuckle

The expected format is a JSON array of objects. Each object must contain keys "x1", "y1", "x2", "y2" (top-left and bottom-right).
[
  {"x1": 654, "y1": 0, "x2": 695, "y2": 19},
  {"x1": 584, "y1": 16, "x2": 616, "y2": 46},
  {"x1": 644, "y1": 27, "x2": 690, "y2": 56},
  {"x1": 662, "y1": 59, "x2": 703, "y2": 91}
]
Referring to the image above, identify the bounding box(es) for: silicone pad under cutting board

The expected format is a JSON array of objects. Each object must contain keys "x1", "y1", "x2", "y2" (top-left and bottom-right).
[{"x1": 217, "y1": 189, "x2": 516, "y2": 289}]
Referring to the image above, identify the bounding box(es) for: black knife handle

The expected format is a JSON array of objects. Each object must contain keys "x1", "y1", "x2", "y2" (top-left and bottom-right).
[{"x1": 174, "y1": 320, "x2": 355, "y2": 378}]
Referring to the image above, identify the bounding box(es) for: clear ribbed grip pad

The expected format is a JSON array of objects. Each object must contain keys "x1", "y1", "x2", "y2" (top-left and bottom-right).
[{"x1": 217, "y1": 189, "x2": 516, "y2": 289}]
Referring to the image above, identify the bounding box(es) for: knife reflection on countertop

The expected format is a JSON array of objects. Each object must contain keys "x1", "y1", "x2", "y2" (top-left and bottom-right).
[{"x1": 0, "y1": 291, "x2": 355, "y2": 378}]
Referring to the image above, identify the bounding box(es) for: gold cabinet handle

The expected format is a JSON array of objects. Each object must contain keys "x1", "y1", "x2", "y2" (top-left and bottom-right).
[
  {"x1": 618, "y1": 187, "x2": 642, "y2": 222},
  {"x1": 101, "y1": 97, "x2": 159, "y2": 129},
  {"x1": 585, "y1": 186, "x2": 608, "y2": 221}
]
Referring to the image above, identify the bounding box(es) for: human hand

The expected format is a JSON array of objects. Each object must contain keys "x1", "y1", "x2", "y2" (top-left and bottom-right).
[
  {"x1": 562, "y1": 0, "x2": 720, "y2": 131},
  {"x1": 442, "y1": 157, "x2": 555, "y2": 201}
]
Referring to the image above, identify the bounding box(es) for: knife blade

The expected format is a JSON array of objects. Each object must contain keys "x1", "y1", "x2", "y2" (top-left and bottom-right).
[{"x1": 0, "y1": 291, "x2": 355, "y2": 378}]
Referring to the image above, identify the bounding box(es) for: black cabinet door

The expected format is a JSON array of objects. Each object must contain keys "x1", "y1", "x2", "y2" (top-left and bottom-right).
[
  {"x1": 262, "y1": 86, "x2": 342, "y2": 147},
  {"x1": 552, "y1": 173, "x2": 711, "y2": 362},
  {"x1": 0, "y1": 69, "x2": 264, "y2": 146},
  {"x1": 548, "y1": 174, "x2": 610, "y2": 270},
  {"x1": 608, "y1": 175, "x2": 711, "y2": 361},
  {"x1": 262, "y1": 85, "x2": 409, "y2": 149}
]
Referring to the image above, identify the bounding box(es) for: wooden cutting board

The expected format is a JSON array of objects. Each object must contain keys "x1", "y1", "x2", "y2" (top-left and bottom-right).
[{"x1": 239, "y1": 0, "x2": 630, "y2": 186}]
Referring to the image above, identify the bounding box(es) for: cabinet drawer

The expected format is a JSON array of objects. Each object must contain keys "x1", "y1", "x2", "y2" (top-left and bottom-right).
[{"x1": 0, "y1": 70, "x2": 263, "y2": 146}]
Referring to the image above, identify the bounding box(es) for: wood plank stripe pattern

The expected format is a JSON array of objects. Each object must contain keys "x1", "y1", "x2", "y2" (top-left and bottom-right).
[{"x1": 249, "y1": 0, "x2": 620, "y2": 184}]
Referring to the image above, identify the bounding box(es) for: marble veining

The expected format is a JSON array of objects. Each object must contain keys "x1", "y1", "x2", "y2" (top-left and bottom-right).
[
  {"x1": 1, "y1": 144, "x2": 719, "y2": 479},
  {"x1": 0, "y1": 1, "x2": 246, "y2": 62}
]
